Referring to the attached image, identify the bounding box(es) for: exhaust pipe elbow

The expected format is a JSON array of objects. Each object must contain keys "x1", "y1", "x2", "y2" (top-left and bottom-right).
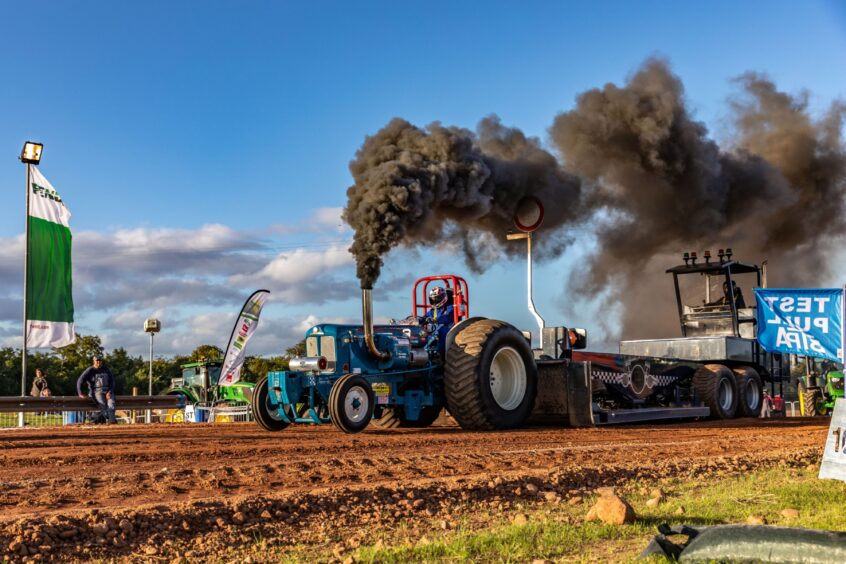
[{"x1": 362, "y1": 287, "x2": 391, "y2": 361}]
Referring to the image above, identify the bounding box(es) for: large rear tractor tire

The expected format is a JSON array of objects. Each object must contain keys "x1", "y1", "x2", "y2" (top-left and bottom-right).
[
  {"x1": 733, "y1": 366, "x2": 763, "y2": 418},
  {"x1": 371, "y1": 406, "x2": 442, "y2": 429},
  {"x1": 693, "y1": 364, "x2": 738, "y2": 420},
  {"x1": 802, "y1": 387, "x2": 825, "y2": 416},
  {"x1": 251, "y1": 375, "x2": 290, "y2": 431},
  {"x1": 444, "y1": 319, "x2": 537, "y2": 431},
  {"x1": 329, "y1": 374, "x2": 375, "y2": 433}
]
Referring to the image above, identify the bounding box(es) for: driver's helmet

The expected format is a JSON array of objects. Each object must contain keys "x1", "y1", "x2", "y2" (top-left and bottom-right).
[{"x1": 429, "y1": 286, "x2": 448, "y2": 309}]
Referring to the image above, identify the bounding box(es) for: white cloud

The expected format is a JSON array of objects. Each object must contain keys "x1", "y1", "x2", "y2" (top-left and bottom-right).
[
  {"x1": 229, "y1": 244, "x2": 357, "y2": 303},
  {"x1": 268, "y1": 207, "x2": 349, "y2": 235},
  {"x1": 0, "y1": 214, "x2": 368, "y2": 357},
  {"x1": 235, "y1": 244, "x2": 352, "y2": 285}
]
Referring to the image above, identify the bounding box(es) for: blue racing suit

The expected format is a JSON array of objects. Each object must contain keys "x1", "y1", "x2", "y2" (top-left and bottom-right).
[
  {"x1": 426, "y1": 304, "x2": 455, "y2": 358},
  {"x1": 77, "y1": 365, "x2": 116, "y2": 423}
]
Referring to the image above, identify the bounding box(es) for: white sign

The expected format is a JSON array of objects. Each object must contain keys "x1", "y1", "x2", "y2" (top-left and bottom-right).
[{"x1": 819, "y1": 399, "x2": 846, "y2": 482}]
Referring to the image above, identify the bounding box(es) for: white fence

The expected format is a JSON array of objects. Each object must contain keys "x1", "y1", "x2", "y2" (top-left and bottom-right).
[
  {"x1": 0, "y1": 400, "x2": 253, "y2": 428},
  {"x1": 784, "y1": 400, "x2": 801, "y2": 417}
]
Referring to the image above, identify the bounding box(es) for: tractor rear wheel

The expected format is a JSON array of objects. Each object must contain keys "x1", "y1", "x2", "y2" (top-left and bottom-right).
[
  {"x1": 802, "y1": 387, "x2": 825, "y2": 416},
  {"x1": 444, "y1": 319, "x2": 537, "y2": 431},
  {"x1": 371, "y1": 406, "x2": 442, "y2": 429},
  {"x1": 693, "y1": 364, "x2": 738, "y2": 420},
  {"x1": 329, "y1": 374, "x2": 375, "y2": 433},
  {"x1": 251, "y1": 376, "x2": 290, "y2": 431},
  {"x1": 733, "y1": 366, "x2": 763, "y2": 418}
]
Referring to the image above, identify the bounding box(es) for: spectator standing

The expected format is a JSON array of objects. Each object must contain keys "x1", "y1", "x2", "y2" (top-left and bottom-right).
[
  {"x1": 30, "y1": 368, "x2": 50, "y2": 397},
  {"x1": 77, "y1": 355, "x2": 117, "y2": 424},
  {"x1": 760, "y1": 389, "x2": 773, "y2": 418}
]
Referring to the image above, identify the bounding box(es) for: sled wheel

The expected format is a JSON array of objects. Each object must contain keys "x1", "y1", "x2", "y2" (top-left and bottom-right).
[
  {"x1": 693, "y1": 364, "x2": 738, "y2": 419},
  {"x1": 733, "y1": 366, "x2": 763, "y2": 418}
]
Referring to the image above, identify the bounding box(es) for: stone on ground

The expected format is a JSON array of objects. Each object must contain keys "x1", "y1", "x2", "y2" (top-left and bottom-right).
[{"x1": 585, "y1": 493, "x2": 636, "y2": 525}]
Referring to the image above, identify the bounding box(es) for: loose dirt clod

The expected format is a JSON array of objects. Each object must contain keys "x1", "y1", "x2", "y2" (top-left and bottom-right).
[
  {"x1": 513, "y1": 514, "x2": 529, "y2": 526},
  {"x1": 746, "y1": 514, "x2": 767, "y2": 525},
  {"x1": 780, "y1": 508, "x2": 800, "y2": 519}
]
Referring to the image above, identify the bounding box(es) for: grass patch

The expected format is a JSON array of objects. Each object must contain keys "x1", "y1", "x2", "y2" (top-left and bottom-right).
[
  {"x1": 356, "y1": 519, "x2": 653, "y2": 563},
  {"x1": 353, "y1": 464, "x2": 846, "y2": 563},
  {"x1": 0, "y1": 412, "x2": 64, "y2": 427}
]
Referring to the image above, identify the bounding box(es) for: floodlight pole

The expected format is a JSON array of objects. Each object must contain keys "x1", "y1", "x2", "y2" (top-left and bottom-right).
[
  {"x1": 22, "y1": 164, "x2": 30, "y2": 396},
  {"x1": 148, "y1": 333, "x2": 154, "y2": 395},
  {"x1": 19, "y1": 164, "x2": 32, "y2": 427},
  {"x1": 144, "y1": 318, "x2": 160, "y2": 423},
  {"x1": 147, "y1": 332, "x2": 154, "y2": 423}
]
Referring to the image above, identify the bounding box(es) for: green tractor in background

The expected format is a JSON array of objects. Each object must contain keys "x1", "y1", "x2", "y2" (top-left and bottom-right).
[
  {"x1": 798, "y1": 356, "x2": 845, "y2": 416},
  {"x1": 164, "y1": 359, "x2": 254, "y2": 421}
]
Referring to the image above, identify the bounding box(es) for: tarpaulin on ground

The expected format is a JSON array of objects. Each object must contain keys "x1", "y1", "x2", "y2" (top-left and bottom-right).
[{"x1": 755, "y1": 287, "x2": 844, "y2": 362}]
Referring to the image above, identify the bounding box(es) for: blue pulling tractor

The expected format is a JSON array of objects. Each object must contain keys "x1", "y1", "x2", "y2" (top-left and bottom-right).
[{"x1": 251, "y1": 275, "x2": 586, "y2": 433}]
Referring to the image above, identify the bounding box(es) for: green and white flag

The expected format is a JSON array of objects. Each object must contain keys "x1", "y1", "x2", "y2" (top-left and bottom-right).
[{"x1": 26, "y1": 165, "x2": 75, "y2": 348}]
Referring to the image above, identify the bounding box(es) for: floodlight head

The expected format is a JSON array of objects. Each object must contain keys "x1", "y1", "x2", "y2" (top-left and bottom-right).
[
  {"x1": 20, "y1": 142, "x2": 43, "y2": 165},
  {"x1": 144, "y1": 319, "x2": 161, "y2": 333}
]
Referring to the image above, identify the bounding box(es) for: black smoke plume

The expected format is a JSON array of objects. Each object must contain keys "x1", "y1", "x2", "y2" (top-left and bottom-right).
[
  {"x1": 344, "y1": 58, "x2": 845, "y2": 340},
  {"x1": 343, "y1": 116, "x2": 581, "y2": 288},
  {"x1": 550, "y1": 58, "x2": 845, "y2": 338}
]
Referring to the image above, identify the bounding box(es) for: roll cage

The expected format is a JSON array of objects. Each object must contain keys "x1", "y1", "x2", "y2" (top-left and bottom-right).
[{"x1": 413, "y1": 275, "x2": 469, "y2": 325}]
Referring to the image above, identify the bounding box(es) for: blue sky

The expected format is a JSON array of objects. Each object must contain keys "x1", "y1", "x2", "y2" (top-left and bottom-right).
[{"x1": 0, "y1": 1, "x2": 844, "y2": 356}]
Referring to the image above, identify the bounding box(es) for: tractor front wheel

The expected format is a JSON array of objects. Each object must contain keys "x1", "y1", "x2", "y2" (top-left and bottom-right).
[
  {"x1": 251, "y1": 376, "x2": 290, "y2": 431},
  {"x1": 693, "y1": 364, "x2": 738, "y2": 420},
  {"x1": 329, "y1": 374, "x2": 375, "y2": 433},
  {"x1": 371, "y1": 406, "x2": 442, "y2": 429},
  {"x1": 733, "y1": 366, "x2": 763, "y2": 418},
  {"x1": 444, "y1": 319, "x2": 537, "y2": 431},
  {"x1": 802, "y1": 387, "x2": 826, "y2": 416}
]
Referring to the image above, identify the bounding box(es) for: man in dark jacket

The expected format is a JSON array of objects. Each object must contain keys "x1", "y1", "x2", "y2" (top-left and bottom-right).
[{"x1": 77, "y1": 355, "x2": 116, "y2": 424}]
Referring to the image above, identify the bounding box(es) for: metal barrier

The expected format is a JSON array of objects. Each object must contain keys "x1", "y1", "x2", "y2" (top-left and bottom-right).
[
  {"x1": 197, "y1": 402, "x2": 253, "y2": 423},
  {"x1": 784, "y1": 400, "x2": 800, "y2": 417},
  {"x1": 0, "y1": 395, "x2": 185, "y2": 428}
]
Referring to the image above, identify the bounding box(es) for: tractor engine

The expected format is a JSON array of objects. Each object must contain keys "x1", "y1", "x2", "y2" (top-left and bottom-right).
[{"x1": 357, "y1": 330, "x2": 415, "y2": 371}]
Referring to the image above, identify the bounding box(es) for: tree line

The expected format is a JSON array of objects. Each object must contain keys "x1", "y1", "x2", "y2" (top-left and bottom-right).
[{"x1": 0, "y1": 334, "x2": 306, "y2": 397}]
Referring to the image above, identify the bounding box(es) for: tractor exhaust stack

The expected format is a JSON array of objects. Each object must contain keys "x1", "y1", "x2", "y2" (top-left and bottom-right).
[{"x1": 362, "y1": 288, "x2": 390, "y2": 360}]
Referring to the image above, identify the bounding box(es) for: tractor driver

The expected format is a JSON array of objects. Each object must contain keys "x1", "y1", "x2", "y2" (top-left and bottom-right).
[
  {"x1": 722, "y1": 280, "x2": 746, "y2": 309},
  {"x1": 708, "y1": 280, "x2": 746, "y2": 309},
  {"x1": 426, "y1": 286, "x2": 455, "y2": 358}
]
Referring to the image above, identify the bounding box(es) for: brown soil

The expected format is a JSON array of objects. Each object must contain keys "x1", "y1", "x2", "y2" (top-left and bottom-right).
[{"x1": 0, "y1": 418, "x2": 828, "y2": 561}]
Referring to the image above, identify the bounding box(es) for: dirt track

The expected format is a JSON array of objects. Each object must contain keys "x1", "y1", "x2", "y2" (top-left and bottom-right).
[{"x1": 0, "y1": 418, "x2": 829, "y2": 560}]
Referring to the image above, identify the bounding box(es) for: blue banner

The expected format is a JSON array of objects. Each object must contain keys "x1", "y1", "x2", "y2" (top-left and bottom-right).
[{"x1": 755, "y1": 288, "x2": 844, "y2": 362}]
